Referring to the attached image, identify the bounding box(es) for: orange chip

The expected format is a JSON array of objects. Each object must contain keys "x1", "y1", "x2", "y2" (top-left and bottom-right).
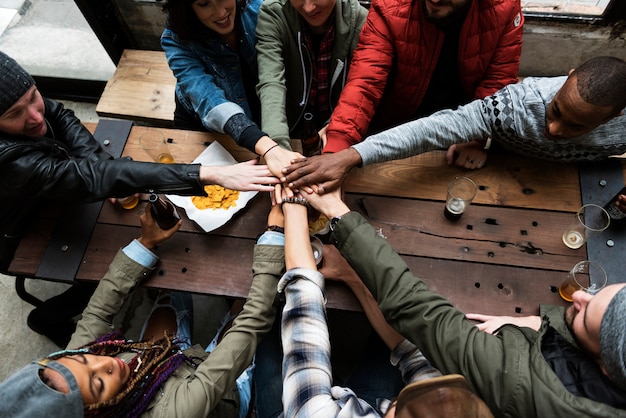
[{"x1": 192, "y1": 185, "x2": 240, "y2": 210}]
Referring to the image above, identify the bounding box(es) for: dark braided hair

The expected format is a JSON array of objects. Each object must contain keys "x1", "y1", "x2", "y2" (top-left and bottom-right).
[
  {"x1": 572, "y1": 56, "x2": 626, "y2": 115},
  {"x1": 47, "y1": 332, "x2": 190, "y2": 418}
]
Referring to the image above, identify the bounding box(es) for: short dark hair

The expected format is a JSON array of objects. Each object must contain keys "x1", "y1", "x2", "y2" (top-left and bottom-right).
[{"x1": 572, "y1": 56, "x2": 626, "y2": 114}]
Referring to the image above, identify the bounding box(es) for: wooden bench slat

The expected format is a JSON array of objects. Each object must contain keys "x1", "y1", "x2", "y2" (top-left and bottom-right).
[{"x1": 96, "y1": 50, "x2": 176, "y2": 126}]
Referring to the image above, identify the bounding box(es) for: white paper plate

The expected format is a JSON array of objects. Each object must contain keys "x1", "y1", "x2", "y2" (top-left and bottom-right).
[{"x1": 167, "y1": 141, "x2": 257, "y2": 232}]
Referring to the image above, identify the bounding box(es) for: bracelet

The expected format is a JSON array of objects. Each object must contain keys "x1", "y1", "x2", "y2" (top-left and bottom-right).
[
  {"x1": 282, "y1": 197, "x2": 309, "y2": 206},
  {"x1": 262, "y1": 144, "x2": 280, "y2": 159},
  {"x1": 266, "y1": 225, "x2": 284, "y2": 234}
]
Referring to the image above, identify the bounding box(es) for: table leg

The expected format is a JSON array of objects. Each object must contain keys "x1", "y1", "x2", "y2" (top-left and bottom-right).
[{"x1": 15, "y1": 275, "x2": 43, "y2": 307}]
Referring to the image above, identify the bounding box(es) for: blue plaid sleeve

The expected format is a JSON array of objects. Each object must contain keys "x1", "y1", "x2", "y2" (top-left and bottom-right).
[{"x1": 279, "y1": 268, "x2": 382, "y2": 417}]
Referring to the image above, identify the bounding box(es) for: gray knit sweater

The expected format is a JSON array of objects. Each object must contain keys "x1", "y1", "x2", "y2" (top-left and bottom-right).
[{"x1": 353, "y1": 76, "x2": 626, "y2": 165}]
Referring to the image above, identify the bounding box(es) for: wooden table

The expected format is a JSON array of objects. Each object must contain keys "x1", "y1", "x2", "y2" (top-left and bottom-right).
[{"x1": 9, "y1": 121, "x2": 626, "y2": 316}]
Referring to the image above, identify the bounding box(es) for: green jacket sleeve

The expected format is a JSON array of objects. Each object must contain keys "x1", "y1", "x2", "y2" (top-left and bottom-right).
[
  {"x1": 332, "y1": 212, "x2": 520, "y2": 415},
  {"x1": 255, "y1": 0, "x2": 294, "y2": 148},
  {"x1": 160, "y1": 244, "x2": 283, "y2": 417},
  {"x1": 67, "y1": 249, "x2": 152, "y2": 349}
]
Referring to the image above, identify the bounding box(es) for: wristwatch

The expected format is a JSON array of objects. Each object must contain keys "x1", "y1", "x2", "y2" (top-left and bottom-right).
[
  {"x1": 266, "y1": 225, "x2": 284, "y2": 234},
  {"x1": 329, "y1": 216, "x2": 342, "y2": 231}
]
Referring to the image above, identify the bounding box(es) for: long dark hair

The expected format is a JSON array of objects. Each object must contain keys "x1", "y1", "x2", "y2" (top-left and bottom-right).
[
  {"x1": 47, "y1": 332, "x2": 190, "y2": 418},
  {"x1": 162, "y1": 0, "x2": 250, "y2": 41}
]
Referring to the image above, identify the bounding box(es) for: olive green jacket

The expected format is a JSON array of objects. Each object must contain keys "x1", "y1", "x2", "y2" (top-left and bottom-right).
[
  {"x1": 332, "y1": 211, "x2": 626, "y2": 417},
  {"x1": 68, "y1": 245, "x2": 283, "y2": 417},
  {"x1": 256, "y1": 0, "x2": 367, "y2": 147}
]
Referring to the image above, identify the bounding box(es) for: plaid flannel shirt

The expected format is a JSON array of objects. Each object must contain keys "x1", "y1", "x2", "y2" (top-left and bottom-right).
[
  {"x1": 278, "y1": 268, "x2": 441, "y2": 417},
  {"x1": 303, "y1": 18, "x2": 335, "y2": 124}
]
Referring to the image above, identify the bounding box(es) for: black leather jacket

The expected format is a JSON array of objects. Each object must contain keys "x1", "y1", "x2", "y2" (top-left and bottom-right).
[{"x1": 0, "y1": 98, "x2": 205, "y2": 235}]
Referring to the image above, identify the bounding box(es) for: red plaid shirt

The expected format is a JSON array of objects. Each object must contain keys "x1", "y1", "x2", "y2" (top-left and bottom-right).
[{"x1": 302, "y1": 16, "x2": 335, "y2": 125}]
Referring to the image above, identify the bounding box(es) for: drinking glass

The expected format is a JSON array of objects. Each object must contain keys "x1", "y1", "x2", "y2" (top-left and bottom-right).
[
  {"x1": 562, "y1": 204, "x2": 610, "y2": 249},
  {"x1": 139, "y1": 130, "x2": 175, "y2": 163},
  {"x1": 444, "y1": 176, "x2": 477, "y2": 221},
  {"x1": 559, "y1": 260, "x2": 607, "y2": 302}
]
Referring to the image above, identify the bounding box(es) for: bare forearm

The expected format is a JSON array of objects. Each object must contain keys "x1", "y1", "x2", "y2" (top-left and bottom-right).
[
  {"x1": 345, "y1": 279, "x2": 404, "y2": 350},
  {"x1": 283, "y1": 204, "x2": 316, "y2": 270}
]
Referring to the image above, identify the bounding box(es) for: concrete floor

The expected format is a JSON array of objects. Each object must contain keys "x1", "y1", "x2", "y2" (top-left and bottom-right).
[{"x1": 0, "y1": 0, "x2": 115, "y2": 80}]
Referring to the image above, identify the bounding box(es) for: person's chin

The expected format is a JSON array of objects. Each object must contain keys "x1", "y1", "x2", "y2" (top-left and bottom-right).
[{"x1": 25, "y1": 122, "x2": 47, "y2": 137}]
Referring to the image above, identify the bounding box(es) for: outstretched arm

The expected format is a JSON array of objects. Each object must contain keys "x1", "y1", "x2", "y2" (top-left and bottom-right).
[
  {"x1": 168, "y1": 202, "x2": 286, "y2": 416},
  {"x1": 320, "y1": 244, "x2": 403, "y2": 351},
  {"x1": 199, "y1": 159, "x2": 279, "y2": 192},
  {"x1": 279, "y1": 194, "x2": 379, "y2": 416}
]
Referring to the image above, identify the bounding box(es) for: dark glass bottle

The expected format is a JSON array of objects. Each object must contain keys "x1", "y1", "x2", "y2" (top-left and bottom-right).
[
  {"x1": 301, "y1": 112, "x2": 321, "y2": 157},
  {"x1": 149, "y1": 193, "x2": 181, "y2": 230},
  {"x1": 604, "y1": 186, "x2": 626, "y2": 222}
]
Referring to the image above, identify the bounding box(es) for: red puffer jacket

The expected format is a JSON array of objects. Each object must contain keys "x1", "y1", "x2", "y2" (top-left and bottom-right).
[{"x1": 324, "y1": 0, "x2": 524, "y2": 153}]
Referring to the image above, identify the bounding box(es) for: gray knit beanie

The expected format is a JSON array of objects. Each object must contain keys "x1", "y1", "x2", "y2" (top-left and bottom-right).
[
  {"x1": 600, "y1": 285, "x2": 626, "y2": 390},
  {"x1": 0, "y1": 51, "x2": 35, "y2": 116},
  {"x1": 0, "y1": 358, "x2": 83, "y2": 418}
]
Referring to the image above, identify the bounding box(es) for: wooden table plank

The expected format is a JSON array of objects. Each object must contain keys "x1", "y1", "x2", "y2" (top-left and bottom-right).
[
  {"x1": 346, "y1": 151, "x2": 581, "y2": 211},
  {"x1": 346, "y1": 194, "x2": 583, "y2": 272},
  {"x1": 77, "y1": 223, "x2": 362, "y2": 311},
  {"x1": 404, "y1": 256, "x2": 570, "y2": 316}
]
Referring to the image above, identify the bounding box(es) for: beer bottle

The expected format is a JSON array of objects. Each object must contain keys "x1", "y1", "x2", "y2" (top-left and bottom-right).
[
  {"x1": 301, "y1": 112, "x2": 321, "y2": 157},
  {"x1": 148, "y1": 193, "x2": 181, "y2": 230},
  {"x1": 604, "y1": 186, "x2": 626, "y2": 222}
]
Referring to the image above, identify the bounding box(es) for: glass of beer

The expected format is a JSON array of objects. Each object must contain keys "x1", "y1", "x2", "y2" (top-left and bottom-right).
[
  {"x1": 139, "y1": 130, "x2": 175, "y2": 163},
  {"x1": 444, "y1": 176, "x2": 477, "y2": 221},
  {"x1": 117, "y1": 195, "x2": 139, "y2": 210},
  {"x1": 561, "y1": 204, "x2": 610, "y2": 249},
  {"x1": 559, "y1": 260, "x2": 607, "y2": 302}
]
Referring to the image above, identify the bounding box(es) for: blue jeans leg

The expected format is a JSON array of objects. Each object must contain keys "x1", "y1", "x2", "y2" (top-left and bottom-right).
[{"x1": 253, "y1": 315, "x2": 284, "y2": 418}]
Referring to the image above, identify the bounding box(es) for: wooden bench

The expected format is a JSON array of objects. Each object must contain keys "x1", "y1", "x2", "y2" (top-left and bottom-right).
[{"x1": 96, "y1": 49, "x2": 176, "y2": 127}]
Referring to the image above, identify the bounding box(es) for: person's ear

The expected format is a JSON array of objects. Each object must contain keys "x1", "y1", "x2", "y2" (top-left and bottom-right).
[{"x1": 568, "y1": 68, "x2": 575, "y2": 76}]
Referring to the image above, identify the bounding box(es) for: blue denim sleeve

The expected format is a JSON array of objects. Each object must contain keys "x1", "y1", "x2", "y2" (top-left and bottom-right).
[
  {"x1": 257, "y1": 231, "x2": 285, "y2": 246},
  {"x1": 121, "y1": 239, "x2": 159, "y2": 268}
]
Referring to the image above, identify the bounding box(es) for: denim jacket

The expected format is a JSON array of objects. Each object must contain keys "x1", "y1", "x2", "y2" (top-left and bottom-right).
[{"x1": 161, "y1": 0, "x2": 262, "y2": 150}]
